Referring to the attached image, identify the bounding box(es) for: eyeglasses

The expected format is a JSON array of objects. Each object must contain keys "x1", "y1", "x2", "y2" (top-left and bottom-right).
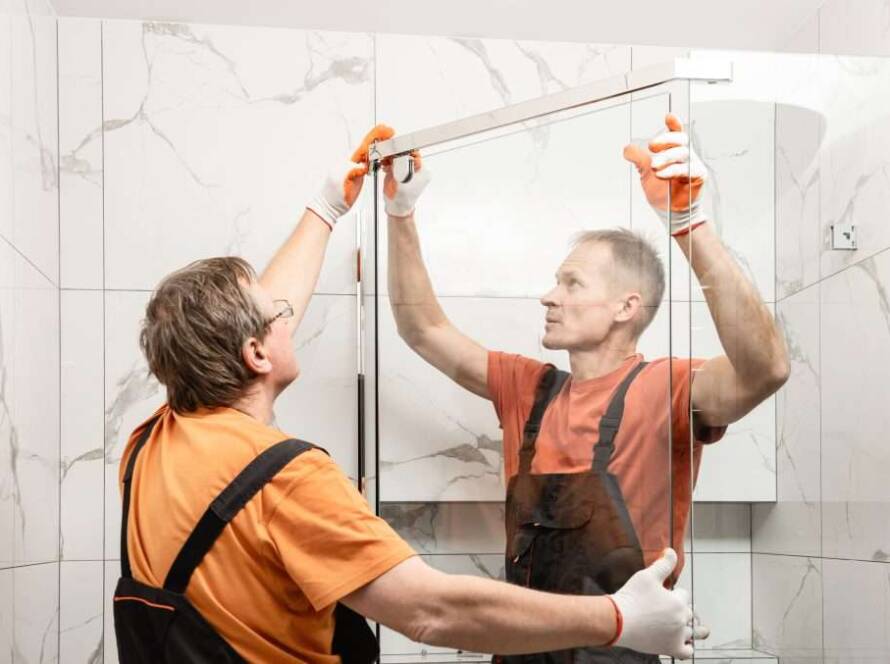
[{"x1": 266, "y1": 299, "x2": 294, "y2": 326}]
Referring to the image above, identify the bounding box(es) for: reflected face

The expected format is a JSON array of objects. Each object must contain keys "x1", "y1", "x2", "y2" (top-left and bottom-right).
[
  {"x1": 540, "y1": 242, "x2": 625, "y2": 351},
  {"x1": 247, "y1": 280, "x2": 300, "y2": 390}
]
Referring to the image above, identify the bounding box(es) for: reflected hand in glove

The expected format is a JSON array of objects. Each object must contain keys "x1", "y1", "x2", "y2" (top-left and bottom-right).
[
  {"x1": 382, "y1": 150, "x2": 431, "y2": 218},
  {"x1": 608, "y1": 548, "x2": 710, "y2": 660},
  {"x1": 307, "y1": 124, "x2": 395, "y2": 229},
  {"x1": 623, "y1": 113, "x2": 708, "y2": 237}
]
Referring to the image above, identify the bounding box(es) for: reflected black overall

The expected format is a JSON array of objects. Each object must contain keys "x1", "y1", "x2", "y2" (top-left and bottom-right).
[
  {"x1": 498, "y1": 362, "x2": 659, "y2": 664},
  {"x1": 113, "y1": 416, "x2": 378, "y2": 664}
]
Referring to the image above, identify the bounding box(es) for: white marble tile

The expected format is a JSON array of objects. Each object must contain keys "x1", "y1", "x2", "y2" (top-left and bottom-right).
[
  {"x1": 59, "y1": 18, "x2": 104, "y2": 290},
  {"x1": 0, "y1": 567, "x2": 10, "y2": 663},
  {"x1": 818, "y1": 56, "x2": 890, "y2": 281},
  {"x1": 376, "y1": 98, "x2": 633, "y2": 299},
  {"x1": 375, "y1": 34, "x2": 631, "y2": 135},
  {"x1": 0, "y1": 240, "x2": 16, "y2": 569},
  {"x1": 273, "y1": 294, "x2": 358, "y2": 476},
  {"x1": 676, "y1": 552, "x2": 752, "y2": 650},
  {"x1": 60, "y1": 560, "x2": 104, "y2": 664},
  {"x1": 379, "y1": 553, "x2": 503, "y2": 658},
  {"x1": 61, "y1": 290, "x2": 104, "y2": 561},
  {"x1": 102, "y1": 20, "x2": 373, "y2": 294},
  {"x1": 13, "y1": 561, "x2": 59, "y2": 664},
  {"x1": 0, "y1": 3, "x2": 12, "y2": 258},
  {"x1": 102, "y1": 290, "x2": 160, "y2": 560},
  {"x1": 822, "y1": 558, "x2": 890, "y2": 663},
  {"x1": 752, "y1": 554, "x2": 823, "y2": 664},
  {"x1": 9, "y1": 0, "x2": 58, "y2": 283},
  {"x1": 821, "y1": 248, "x2": 890, "y2": 562},
  {"x1": 780, "y1": 14, "x2": 821, "y2": 54},
  {"x1": 753, "y1": 284, "x2": 821, "y2": 557},
  {"x1": 776, "y1": 103, "x2": 822, "y2": 300},
  {"x1": 689, "y1": 503, "x2": 751, "y2": 554},
  {"x1": 380, "y1": 502, "x2": 505, "y2": 555},
  {"x1": 103, "y1": 560, "x2": 118, "y2": 664},
  {"x1": 5, "y1": 245, "x2": 60, "y2": 566},
  {"x1": 820, "y1": 0, "x2": 890, "y2": 57}
]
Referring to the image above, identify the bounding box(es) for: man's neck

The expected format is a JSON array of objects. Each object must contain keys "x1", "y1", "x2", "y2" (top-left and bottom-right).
[
  {"x1": 231, "y1": 386, "x2": 276, "y2": 426},
  {"x1": 568, "y1": 343, "x2": 638, "y2": 382}
]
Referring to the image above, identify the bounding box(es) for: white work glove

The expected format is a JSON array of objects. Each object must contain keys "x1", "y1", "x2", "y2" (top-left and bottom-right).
[
  {"x1": 608, "y1": 548, "x2": 710, "y2": 660},
  {"x1": 307, "y1": 125, "x2": 395, "y2": 229},
  {"x1": 382, "y1": 151, "x2": 431, "y2": 218},
  {"x1": 623, "y1": 114, "x2": 708, "y2": 237}
]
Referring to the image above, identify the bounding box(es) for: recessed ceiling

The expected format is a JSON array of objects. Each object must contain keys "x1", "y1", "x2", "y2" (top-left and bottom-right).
[{"x1": 49, "y1": 0, "x2": 826, "y2": 53}]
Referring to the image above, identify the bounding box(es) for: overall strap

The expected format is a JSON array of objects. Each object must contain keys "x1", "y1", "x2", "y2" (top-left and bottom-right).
[
  {"x1": 163, "y1": 439, "x2": 320, "y2": 594},
  {"x1": 518, "y1": 365, "x2": 570, "y2": 475},
  {"x1": 593, "y1": 361, "x2": 648, "y2": 472},
  {"x1": 120, "y1": 415, "x2": 162, "y2": 579}
]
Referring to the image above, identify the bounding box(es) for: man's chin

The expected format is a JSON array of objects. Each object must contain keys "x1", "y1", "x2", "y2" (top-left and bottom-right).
[{"x1": 541, "y1": 335, "x2": 566, "y2": 351}]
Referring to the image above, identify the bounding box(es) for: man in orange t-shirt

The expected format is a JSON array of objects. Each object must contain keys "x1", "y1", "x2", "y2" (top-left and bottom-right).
[
  {"x1": 386, "y1": 116, "x2": 790, "y2": 663},
  {"x1": 113, "y1": 126, "x2": 706, "y2": 663}
]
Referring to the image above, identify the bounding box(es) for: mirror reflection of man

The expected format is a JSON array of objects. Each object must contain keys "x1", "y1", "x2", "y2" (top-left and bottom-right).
[{"x1": 385, "y1": 115, "x2": 789, "y2": 663}]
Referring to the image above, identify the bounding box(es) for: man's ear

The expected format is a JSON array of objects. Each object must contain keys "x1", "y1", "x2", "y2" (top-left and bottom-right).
[
  {"x1": 615, "y1": 292, "x2": 642, "y2": 323},
  {"x1": 242, "y1": 336, "x2": 273, "y2": 375}
]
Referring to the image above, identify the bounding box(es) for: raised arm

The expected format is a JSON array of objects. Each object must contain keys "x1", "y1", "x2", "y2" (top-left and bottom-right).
[
  {"x1": 259, "y1": 125, "x2": 394, "y2": 335},
  {"x1": 384, "y1": 153, "x2": 491, "y2": 399}
]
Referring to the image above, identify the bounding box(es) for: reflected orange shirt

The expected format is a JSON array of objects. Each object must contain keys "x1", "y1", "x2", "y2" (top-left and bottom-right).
[
  {"x1": 488, "y1": 352, "x2": 726, "y2": 576},
  {"x1": 119, "y1": 404, "x2": 415, "y2": 663}
]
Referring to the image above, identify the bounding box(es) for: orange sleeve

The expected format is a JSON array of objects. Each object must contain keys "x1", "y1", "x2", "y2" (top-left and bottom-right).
[
  {"x1": 265, "y1": 451, "x2": 416, "y2": 611},
  {"x1": 487, "y1": 351, "x2": 548, "y2": 425},
  {"x1": 671, "y1": 358, "x2": 727, "y2": 447}
]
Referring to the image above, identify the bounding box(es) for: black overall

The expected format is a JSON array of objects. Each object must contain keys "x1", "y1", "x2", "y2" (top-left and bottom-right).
[
  {"x1": 499, "y1": 361, "x2": 659, "y2": 664},
  {"x1": 113, "y1": 416, "x2": 378, "y2": 664}
]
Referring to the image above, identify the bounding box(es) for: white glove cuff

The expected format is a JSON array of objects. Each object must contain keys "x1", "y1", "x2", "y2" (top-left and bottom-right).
[
  {"x1": 655, "y1": 199, "x2": 707, "y2": 236},
  {"x1": 307, "y1": 195, "x2": 341, "y2": 229}
]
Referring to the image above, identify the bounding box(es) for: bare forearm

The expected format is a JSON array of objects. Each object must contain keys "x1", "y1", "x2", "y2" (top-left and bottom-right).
[
  {"x1": 387, "y1": 213, "x2": 449, "y2": 342},
  {"x1": 412, "y1": 573, "x2": 615, "y2": 654},
  {"x1": 677, "y1": 223, "x2": 789, "y2": 383},
  {"x1": 259, "y1": 209, "x2": 331, "y2": 334}
]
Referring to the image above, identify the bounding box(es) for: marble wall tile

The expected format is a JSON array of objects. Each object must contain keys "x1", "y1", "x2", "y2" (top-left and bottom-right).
[
  {"x1": 820, "y1": 249, "x2": 890, "y2": 562},
  {"x1": 753, "y1": 284, "x2": 821, "y2": 557},
  {"x1": 381, "y1": 502, "x2": 505, "y2": 555},
  {"x1": 375, "y1": 34, "x2": 632, "y2": 135},
  {"x1": 822, "y1": 558, "x2": 890, "y2": 663},
  {"x1": 0, "y1": 2, "x2": 11, "y2": 253},
  {"x1": 0, "y1": 239, "x2": 16, "y2": 569},
  {"x1": 101, "y1": 20, "x2": 373, "y2": 294},
  {"x1": 10, "y1": 248, "x2": 59, "y2": 566},
  {"x1": 776, "y1": 102, "x2": 822, "y2": 300},
  {"x1": 820, "y1": 0, "x2": 890, "y2": 57},
  {"x1": 59, "y1": 18, "x2": 104, "y2": 290},
  {"x1": 689, "y1": 503, "x2": 751, "y2": 553},
  {"x1": 0, "y1": 567, "x2": 11, "y2": 662},
  {"x1": 60, "y1": 560, "x2": 103, "y2": 664},
  {"x1": 752, "y1": 554, "x2": 823, "y2": 664},
  {"x1": 676, "y1": 552, "x2": 752, "y2": 650},
  {"x1": 818, "y1": 56, "x2": 890, "y2": 281},
  {"x1": 103, "y1": 290, "x2": 358, "y2": 557},
  {"x1": 103, "y1": 560, "x2": 117, "y2": 664},
  {"x1": 61, "y1": 290, "x2": 104, "y2": 561},
  {"x1": 13, "y1": 561, "x2": 59, "y2": 664},
  {"x1": 9, "y1": 0, "x2": 58, "y2": 283}
]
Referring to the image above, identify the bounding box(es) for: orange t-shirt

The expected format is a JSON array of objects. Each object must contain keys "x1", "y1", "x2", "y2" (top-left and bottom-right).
[
  {"x1": 118, "y1": 404, "x2": 415, "y2": 663},
  {"x1": 488, "y1": 352, "x2": 726, "y2": 577}
]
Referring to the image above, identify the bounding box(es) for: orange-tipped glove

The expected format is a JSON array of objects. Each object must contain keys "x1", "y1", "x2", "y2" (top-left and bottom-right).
[
  {"x1": 623, "y1": 114, "x2": 708, "y2": 237},
  {"x1": 382, "y1": 150, "x2": 431, "y2": 218},
  {"x1": 307, "y1": 124, "x2": 395, "y2": 229}
]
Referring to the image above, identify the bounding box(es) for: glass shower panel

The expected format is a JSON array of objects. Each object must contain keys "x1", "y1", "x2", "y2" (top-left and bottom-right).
[{"x1": 367, "y1": 79, "x2": 693, "y2": 661}]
